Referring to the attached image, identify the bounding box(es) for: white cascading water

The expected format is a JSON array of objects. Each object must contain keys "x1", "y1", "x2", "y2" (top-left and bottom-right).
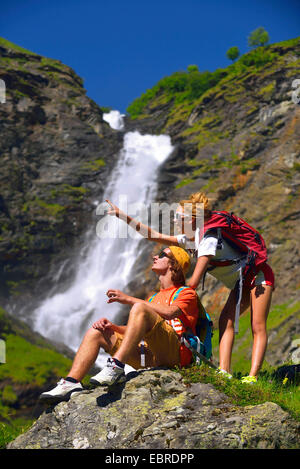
[
  {"x1": 33, "y1": 111, "x2": 174, "y2": 367},
  {"x1": 103, "y1": 110, "x2": 125, "y2": 130}
]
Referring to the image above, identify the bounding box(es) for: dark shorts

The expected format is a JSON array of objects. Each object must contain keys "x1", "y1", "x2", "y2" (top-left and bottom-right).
[{"x1": 245, "y1": 263, "x2": 275, "y2": 290}]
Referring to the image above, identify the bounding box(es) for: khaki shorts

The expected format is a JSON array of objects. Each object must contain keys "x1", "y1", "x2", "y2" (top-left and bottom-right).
[{"x1": 110, "y1": 315, "x2": 181, "y2": 370}]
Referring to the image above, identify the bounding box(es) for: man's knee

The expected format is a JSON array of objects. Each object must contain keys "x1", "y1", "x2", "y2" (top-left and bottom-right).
[
  {"x1": 85, "y1": 326, "x2": 104, "y2": 342},
  {"x1": 127, "y1": 303, "x2": 159, "y2": 337},
  {"x1": 130, "y1": 302, "x2": 148, "y2": 318},
  {"x1": 85, "y1": 326, "x2": 116, "y2": 353},
  {"x1": 130, "y1": 302, "x2": 158, "y2": 325}
]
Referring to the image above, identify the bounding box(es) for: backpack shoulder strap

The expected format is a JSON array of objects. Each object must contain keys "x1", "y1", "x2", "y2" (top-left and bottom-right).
[
  {"x1": 148, "y1": 287, "x2": 193, "y2": 305},
  {"x1": 169, "y1": 286, "x2": 190, "y2": 305},
  {"x1": 169, "y1": 286, "x2": 199, "y2": 334},
  {"x1": 148, "y1": 292, "x2": 158, "y2": 303}
]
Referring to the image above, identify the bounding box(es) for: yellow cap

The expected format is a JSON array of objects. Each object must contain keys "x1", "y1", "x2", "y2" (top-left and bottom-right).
[{"x1": 168, "y1": 246, "x2": 191, "y2": 275}]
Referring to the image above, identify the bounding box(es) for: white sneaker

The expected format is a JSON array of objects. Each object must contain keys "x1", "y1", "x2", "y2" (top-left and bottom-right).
[
  {"x1": 90, "y1": 358, "x2": 126, "y2": 386},
  {"x1": 39, "y1": 378, "x2": 83, "y2": 403}
]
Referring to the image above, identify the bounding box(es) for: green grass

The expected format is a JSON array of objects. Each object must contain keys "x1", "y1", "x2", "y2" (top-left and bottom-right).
[
  {"x1": 0, "y1": 308, "x2": 94, "y2": 448},
  {"x1": 175, "y1": 178, "x2": 194, "y2": 189},
  {"x1": 80, "y1": 158, "x2": 106, "y2": 171},
  {"x1": 0, "y1": 334, "x2": 73, "y2": 387},
  {"x1": 267, "y1": 301, "x2": 300, "y2": 330},
  {"x1": 127, "y1": 68, "x2": 227, "y2": 118},
  {"x1": 0, "y1": 333, "x2": 73, "y2": 448},
  {"x1": 0, "y1": 37, "x2": 38, "y2": 56},
  {"x1": 50, "y1": 184, "x2": 90, "y2": 203},
  {"x1": 182, "y1": 299, "x2": 300, "y2": 422},
  {"x1": 179, "y1": 363, "x2": 300, "y2": 422},
  {"x1": 209, "y1": 300, "x2": 300, "y2": 374},
  {"x1": 22, "y1": 198, "x2": 65, "y2": 218},
  {"x1": 0, "y1": 418, "x2": 34, "y2": 449}
]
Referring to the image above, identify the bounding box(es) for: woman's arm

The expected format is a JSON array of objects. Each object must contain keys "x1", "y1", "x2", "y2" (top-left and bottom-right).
[
  {"x1": 187, "y1": 255, "x2": 213, "y2": 289},
  {"x1": 106, "y1": 199, "x2": 179, "y2": 246}
]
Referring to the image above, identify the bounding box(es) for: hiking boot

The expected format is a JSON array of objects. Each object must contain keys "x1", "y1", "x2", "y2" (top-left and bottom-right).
[
  {"x1": 39, "y1": 378, "x2": 83, "y2": 403},
  {"x1": 241, "y1": 375, "x2": 257, "y2": 385},
  {"x1": 216, "y1": 367, "x2": 233, "y2": 380},
  {"x1": 90, "y1": 358, "x2": 126, "y2": 386}
]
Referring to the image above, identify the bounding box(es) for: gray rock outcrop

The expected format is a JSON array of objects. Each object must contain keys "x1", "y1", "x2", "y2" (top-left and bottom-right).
[{"x1": 8, "y1": 369, "x2": 300, "y2": 449}]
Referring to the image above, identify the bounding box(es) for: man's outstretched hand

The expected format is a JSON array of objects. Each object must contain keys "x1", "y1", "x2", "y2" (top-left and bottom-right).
[{"x1": 106, "y1": 289, "x2": 133, "y2": 305}]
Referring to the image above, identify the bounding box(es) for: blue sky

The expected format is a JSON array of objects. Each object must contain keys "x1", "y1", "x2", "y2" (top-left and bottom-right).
[{"x1": 1, "y1": 0, "x2": 300, "y2": 112}]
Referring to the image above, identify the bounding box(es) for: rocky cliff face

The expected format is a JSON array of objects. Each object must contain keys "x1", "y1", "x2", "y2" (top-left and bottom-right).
[
  {"x1": 1, "y1": 36, "x2": 300, "y2": 451},
  {"x1": 124, "y1": 38, "x2": 300, "y2": 365},
  {"x1": 126, "y1": 38, "x2": 300, "y2": 305},
  {"x1": 7, "y1": 369, "x2": 300, "y2": 449},
  {"x1": 0, "y1": 38, "x2": 123, "y2": 318},
  {"x1": 1, "y1": 36, "x2": 299, "y2": 365}
]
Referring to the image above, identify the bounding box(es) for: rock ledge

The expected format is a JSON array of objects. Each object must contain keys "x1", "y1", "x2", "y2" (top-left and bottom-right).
[{"x1": 8, "y1": 369, "x2": 300, "y2": 449}]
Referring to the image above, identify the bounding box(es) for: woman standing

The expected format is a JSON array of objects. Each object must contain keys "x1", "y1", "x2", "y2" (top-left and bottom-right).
[{"x1": 105, "y1": 192, "x2": 275, "y2": 383}]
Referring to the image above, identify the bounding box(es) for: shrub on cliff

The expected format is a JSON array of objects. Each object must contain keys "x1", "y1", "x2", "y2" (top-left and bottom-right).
[
  {"x1": 127, "y1": 68, "x2": 227, "y2": 117},
  {"x1": 248, "y1": 27, "x2": 270, "y2": 48},
  {"x1": 127, "y1": 39, "x2": 281, "y2": 118},
  {"x1": 226, "y1": 46, "x2": 240, "y2": 62}
]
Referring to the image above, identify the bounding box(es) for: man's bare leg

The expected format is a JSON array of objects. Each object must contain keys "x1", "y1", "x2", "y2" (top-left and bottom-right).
[
  {"x1": 68, "y1": 327, "x2": 116, "y2": 382},
  {"x1": 113, "y1": 302, "x2": 159, "y2": 365}
]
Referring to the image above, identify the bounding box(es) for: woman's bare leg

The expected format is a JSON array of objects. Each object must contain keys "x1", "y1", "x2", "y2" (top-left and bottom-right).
[
  {"x1": 249, "y1": 284, "x2": 273, "y2": 377},
  {"x1": 218, "y1": 287, "x2": 250, "y2": 373}
]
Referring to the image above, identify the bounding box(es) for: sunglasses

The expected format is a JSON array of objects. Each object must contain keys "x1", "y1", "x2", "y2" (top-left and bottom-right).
[{"x1": 157, "y1": 250, "x2": 170, "y2": 259}]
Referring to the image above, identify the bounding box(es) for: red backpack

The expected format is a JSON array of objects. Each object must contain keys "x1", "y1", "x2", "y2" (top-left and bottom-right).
[
  {"x1": 199, "y1": 211, "x2": 268, "y2": 333},
  {"x1": 200, "y1": 210, "x2": 268, "y2": 275}
]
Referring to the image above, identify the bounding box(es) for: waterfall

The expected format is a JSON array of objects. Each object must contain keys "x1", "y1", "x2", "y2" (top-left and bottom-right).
[
  {"x1": 103, "y1": 110, "x2": 125, "y2": 130},
  {"x1": 33, "y1": 111, "x2": 174, "y2": 367}
]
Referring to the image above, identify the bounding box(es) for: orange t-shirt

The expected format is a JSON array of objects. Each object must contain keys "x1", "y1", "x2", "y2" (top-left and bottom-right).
[{"x1": 148, "y1": 286, "x2": 199, "y2": 366}]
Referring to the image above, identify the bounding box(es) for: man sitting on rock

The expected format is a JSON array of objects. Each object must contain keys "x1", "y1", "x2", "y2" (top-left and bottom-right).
[{"x1": 39, "y1": 246, "x2": 200, "y2": 402}]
